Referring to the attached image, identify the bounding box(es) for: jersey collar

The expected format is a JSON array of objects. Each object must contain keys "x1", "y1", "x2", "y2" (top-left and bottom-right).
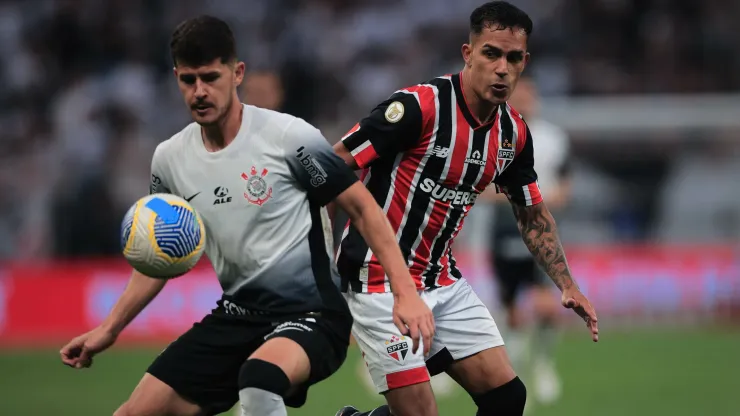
[{"x1": 452, "y1": 72, "x2": 498, "y2": 131}]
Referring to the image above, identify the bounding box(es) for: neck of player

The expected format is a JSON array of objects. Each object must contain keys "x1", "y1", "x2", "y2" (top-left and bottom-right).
[
  {"x1": 202, "y1": 98, "x2": 243, "y2": 151},
  {"x1": 461, "y1": 68, "x2": 497, "y2": 124}
]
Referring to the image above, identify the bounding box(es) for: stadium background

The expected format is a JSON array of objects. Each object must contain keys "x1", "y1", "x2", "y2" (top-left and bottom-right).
[{"x1": 0, "y1": 0, "x2": 739, "y2": 415}]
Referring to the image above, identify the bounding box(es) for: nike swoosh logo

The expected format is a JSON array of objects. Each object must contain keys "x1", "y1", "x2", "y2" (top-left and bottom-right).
[{"x1": 184, "y1": 192, "x2": 201, "y2": 202}]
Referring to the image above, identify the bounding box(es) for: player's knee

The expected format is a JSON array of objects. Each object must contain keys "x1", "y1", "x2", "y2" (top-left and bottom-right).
[
  {"x1": 238, "y1": 359, "x2": 292, "y2": 415},
  {"x1": 472, "y1": 376, "x2": 526, "y2": 416},
  {"x1": 239, "y1": 358, "x2": 292, "y2": 395}
]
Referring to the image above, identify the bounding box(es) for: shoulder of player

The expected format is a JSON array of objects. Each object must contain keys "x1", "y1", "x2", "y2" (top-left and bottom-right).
[
  {"x1": 391, "y1": 75, "x2": 452, "y2": 103},
  {"x1": 385, "y1": 74, "x2": 458, "y2": 124},
  {"x1": 249, "y1": 106, "x2": 326, "y2": 153},
  {"x1": 152, "y1": 122, "x2": 198, "y2": 161},
  {"x1": 502, "y1": 103, "x2": 533, "y2": 137},
  {"x1": 243, "y1": 104, "x2": 310, "y2": 136},
  {"x1": 502, "y1": 102, "x2": 527, "y2": 123}
]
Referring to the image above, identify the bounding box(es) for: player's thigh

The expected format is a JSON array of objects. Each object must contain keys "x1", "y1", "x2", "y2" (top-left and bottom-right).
[
  {"x1": 249, "y1": 337, "x2": 311, "y2": 385},
  {"x1": 146, "y1": 312, "x2": 265, "y2": 415},
  {"x1": 446, "y1": 346, "x2": 516, "y2": 394},
  {"x1": 384, "y1": 382, "x2": 439, "y2": 416},
  {"x1": 345, "y1": 291, "x2": 434, "y2": 395},
  {"x1": 254, "y1": 312, "x2": 352, "y2": 407},
  {"x1": 425, "y1": 279, "x2": 510, "y2": 390},
  {"x1": 115, "y1": 373, "x2": 204, "y2": 416}
]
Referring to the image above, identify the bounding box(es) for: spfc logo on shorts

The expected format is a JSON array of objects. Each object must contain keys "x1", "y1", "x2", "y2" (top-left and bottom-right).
[
  {"x1": 241, "y1": 166, "x2": 272, "y2": 206},
  {"x1": 385, "y1": 335, "x2": 409, "y2": 362}
]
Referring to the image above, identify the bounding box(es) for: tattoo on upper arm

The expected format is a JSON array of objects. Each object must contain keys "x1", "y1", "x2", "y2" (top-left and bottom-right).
[{"x1": 510, "y1": 202, "x2": 577, "y2": 291}]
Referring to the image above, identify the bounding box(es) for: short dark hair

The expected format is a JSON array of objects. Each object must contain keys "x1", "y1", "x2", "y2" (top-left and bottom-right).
[
  {"x1": 470, "y1": 1, "x2": 533, "y2": 37},
  {"x1": 170, "y1": 15, "x2": 237, "y2": 67}
]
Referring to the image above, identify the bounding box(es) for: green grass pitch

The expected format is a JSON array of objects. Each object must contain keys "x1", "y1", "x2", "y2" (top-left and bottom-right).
[{"x1": 0, "y1": 328, "x2": 737, "y2": 415}]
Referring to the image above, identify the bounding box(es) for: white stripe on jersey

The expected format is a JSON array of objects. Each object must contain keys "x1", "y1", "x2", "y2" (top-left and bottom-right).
[
  {"x1": 422, "y1": 92, "x2": 466, "y2": 281},
  {"x1": 432, "y1": 126, "x2": 493, "y2": 287},
  {"x1": 504, "y1": 104, "x2": 520, "y2": 159},
  {"x1": 396, "y1": 83, "x2": 442, "y2": 280},
  {"x1": 353, "y1": 88, "x2": 431, "y2": 292},
  {"x1": 522, "y1": 184, "x2": 533, "y2": 205},
  {"x1": 350, "y1": 139, "x2": 371, "y2": 157},
  {"x1": 495, "y1": 107, "x2": 506, "y2": 175}
]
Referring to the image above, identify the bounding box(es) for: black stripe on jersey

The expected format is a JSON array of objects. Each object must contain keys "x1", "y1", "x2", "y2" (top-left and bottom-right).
[
  {"x1": 496, "y1": 104, "x2": 529, "y2": 202},
  {"x1": 423, "y1": 127, "x2": 489, "y2": 284},
  {"x1": 448, "y1": 251, "x2": 463, "y2": 279},
  {"x1": 451, "y1": 73, "x2": 496, "y2": 132},
  {"x1": 499, "y1": 104, "x2": 515, "y2": 147},
  {"x1": 452, "y1": 74, "x2": 480, "y2": 129},
  {"x1": 397, "y1": 79, "x2": 454, "y2": 283},
  {"x1": 337, "y1": 159, "x2": 396, "y2": 292},
  {"x1": 308, "y1": 203, "x2": 349, "y2": 314}
]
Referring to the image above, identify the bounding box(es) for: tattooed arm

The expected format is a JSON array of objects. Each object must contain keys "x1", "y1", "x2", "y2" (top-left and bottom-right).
[
  {"x1": 493, "y1": 120, "x2": 598, "y2": 341},
  {"x1": 510, "y1": 199, "x2": 598, "y2": 341},
  {"x1": 510, "y1": 202, "x2": 577, "y2": 292}
]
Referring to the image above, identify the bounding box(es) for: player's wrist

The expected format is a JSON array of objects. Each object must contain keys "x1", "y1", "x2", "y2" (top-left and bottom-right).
[
  {"x1": 391, "y1": 283, "x2": 418, "y2": 299},
  {"x1": 99, "y1": 319, "x2": 124, "y2": 338}
]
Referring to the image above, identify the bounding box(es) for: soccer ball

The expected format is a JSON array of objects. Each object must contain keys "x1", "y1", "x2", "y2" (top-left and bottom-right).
[{"x1": 121, "y1": 193, "x2": 206, "y2": 279}]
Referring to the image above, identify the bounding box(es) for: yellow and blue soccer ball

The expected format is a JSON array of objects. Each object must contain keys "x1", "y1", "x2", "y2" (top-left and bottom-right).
[{"x1": 121, "y1": 194, "x2": 206, "y2": 279}]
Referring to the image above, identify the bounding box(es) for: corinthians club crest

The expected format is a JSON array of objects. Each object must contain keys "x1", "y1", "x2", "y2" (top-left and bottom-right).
[{"x1": 241, "y1": 166, "x2": 272, "y2": 206}]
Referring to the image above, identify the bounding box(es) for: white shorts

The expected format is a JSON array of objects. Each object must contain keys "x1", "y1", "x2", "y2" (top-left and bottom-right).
[{"x1": 346, "y1": 278, "x2": 504, "y2": 393}]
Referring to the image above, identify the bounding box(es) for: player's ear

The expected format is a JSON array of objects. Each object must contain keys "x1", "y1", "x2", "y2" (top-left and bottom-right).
[
  {"x1": 234, "y1": 61, "x2": 246, "y2": 86},
  {"x1": 173, "y1": 66, "x2": 178, "y2": 78},
  {"x1": 461, "y1": 43, "x2": 473, "y2": 67}
]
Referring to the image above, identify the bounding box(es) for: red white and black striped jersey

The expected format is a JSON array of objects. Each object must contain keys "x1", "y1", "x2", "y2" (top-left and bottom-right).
[{"x1": 337, "y1": 73, "x2": 542, "y2": 293}]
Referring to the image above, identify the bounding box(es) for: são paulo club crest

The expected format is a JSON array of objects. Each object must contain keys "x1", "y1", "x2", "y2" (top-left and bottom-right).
[
  {"x1": 385, "y1": 335, "x2": 410, "y2": 362},
  {"x1": 241, "y1": 166, "x2": 272, "y2": 206}
]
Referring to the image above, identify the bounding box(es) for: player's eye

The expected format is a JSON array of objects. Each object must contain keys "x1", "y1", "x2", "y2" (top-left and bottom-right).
[
  {"x1": 507, "y1": 52, "x2": 524, "y2": 63},
  {"x1": 180, "y1": 75, "x2": 196, "y2": 85},
  {"x1": 201, "y1": 73, "x2": 220, "y2": 83},
  {"x1": 483, "y1": 48, "x2": 502, "y2": 59}
]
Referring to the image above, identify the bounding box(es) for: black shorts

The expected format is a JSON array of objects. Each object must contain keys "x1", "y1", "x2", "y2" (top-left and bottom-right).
[
  {"x1": 147, "y1": 304, "x2": 352, "y2": 415},
  {"x1": 492, "y1": 256, "x2": 548, "y2": 307}
]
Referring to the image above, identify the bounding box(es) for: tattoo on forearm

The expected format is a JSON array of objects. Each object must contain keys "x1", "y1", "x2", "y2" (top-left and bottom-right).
[{"x1": 511, "y1": 203, "x2": 577, "y2": 291}]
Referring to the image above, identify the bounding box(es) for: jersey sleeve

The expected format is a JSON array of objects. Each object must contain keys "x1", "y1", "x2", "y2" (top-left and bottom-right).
[
  {"x1": 284, "y1": 118, "x2": 359, "y2": 206},
  {"x1": 149, "y1": 145, "x2": 172, "y2": 195},
  {"x1": 493, "y1": 123, "x2": 543, "y2": 206},
  {"x1": 340, "y1": 91, "x2": 423, "y2": 169}
]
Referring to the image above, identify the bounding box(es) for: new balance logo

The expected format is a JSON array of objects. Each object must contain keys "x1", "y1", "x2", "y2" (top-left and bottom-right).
[{"x1": 431, "y1": 146, "x2": 450, "y2": 158}]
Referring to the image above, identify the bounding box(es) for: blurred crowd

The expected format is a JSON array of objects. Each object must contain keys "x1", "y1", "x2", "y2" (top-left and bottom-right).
[{"x1": 0, "y1": 0, "x2": 739, "y2": 259}]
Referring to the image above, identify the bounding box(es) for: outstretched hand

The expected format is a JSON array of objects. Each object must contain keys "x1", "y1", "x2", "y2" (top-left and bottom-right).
[{"x1": 562, "y1": 288, "x2": 599, "y2": 342}]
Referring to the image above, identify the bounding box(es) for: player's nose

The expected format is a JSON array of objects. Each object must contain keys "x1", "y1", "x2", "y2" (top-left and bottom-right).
[
  {"x1": 494, "y1": 58, "x2": 509, "y2": 77},
  {"x1": 194, "y1": 79, "x2": 208, "y2": 99}
]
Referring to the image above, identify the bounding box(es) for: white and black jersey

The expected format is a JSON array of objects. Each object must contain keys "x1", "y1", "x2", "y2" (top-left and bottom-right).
[{"x1": 149, "y1": 104, "x2": 358, "y2": 315}]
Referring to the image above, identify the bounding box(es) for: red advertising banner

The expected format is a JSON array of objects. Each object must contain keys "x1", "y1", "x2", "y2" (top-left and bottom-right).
[{"x1": 0, "y1": 245, "x2": 738, "y2": 345}]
